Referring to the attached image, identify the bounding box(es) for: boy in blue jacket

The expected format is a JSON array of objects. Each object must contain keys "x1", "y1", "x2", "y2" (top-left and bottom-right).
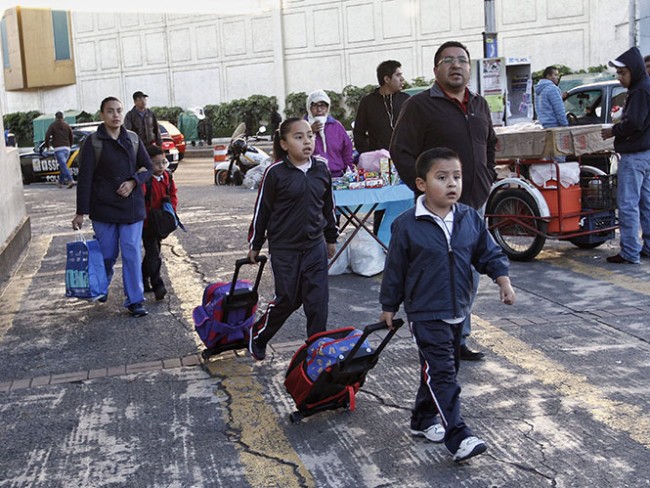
[{"x1": 379, "y1": 147, "x2": 515, "y2": 463}]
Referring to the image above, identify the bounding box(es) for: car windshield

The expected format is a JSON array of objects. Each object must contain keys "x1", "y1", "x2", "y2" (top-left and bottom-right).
[{"x1": 564, "y1": 89, "x2": 604, "y2": 124}]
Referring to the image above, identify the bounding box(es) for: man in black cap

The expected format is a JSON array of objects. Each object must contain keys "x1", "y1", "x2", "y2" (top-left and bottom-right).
[
  {"x1": 124, "y1": 91, "x2": 161, "y2": 147},
  {"x1": 602, "y1": 46, "x2": 650, "y2": 264}
]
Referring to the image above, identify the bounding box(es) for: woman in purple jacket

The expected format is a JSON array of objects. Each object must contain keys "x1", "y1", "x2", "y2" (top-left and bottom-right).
[{"x1": 305, "y1": 89, "x2": 354, "y2": 177}]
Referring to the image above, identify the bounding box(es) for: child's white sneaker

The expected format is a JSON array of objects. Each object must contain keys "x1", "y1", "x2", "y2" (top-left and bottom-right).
[
  {"x1": 452, "y1": 436, "x2": 487, "y2": 462},
  {"x1": 410, "y1": 423, "x2": 445, "y2": 443}
]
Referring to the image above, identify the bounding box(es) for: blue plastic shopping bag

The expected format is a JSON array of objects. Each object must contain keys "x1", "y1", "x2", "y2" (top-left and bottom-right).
[{"x1": 65, "y1": 234, "x2": 108, "y2": 300}]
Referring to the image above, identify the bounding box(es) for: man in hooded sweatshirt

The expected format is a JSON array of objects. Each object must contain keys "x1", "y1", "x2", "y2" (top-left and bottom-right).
[
  {"x1": 602, "y1": 46, "x2": 650, "y2": 264},
  {"x1": 534, "y1": 66, "x2": 569, "y2": 128},
  {"x1": 305, "y1": 89, "x2": 354, "y2": 177}
]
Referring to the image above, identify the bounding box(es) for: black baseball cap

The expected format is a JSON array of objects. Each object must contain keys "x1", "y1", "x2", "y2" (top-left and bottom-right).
[{"x1": 133, "y1": 91, "x2": 148, "y2": 100}]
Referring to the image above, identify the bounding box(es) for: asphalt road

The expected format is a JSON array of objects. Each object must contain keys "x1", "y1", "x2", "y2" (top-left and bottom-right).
[{"x1": 1, "y1": 156, "x2": 649, "y2": 487}]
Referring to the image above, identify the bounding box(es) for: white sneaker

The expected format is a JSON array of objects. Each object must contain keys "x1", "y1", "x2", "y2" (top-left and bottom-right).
[
  {"x1": 410, "y1": 423, "x2": 445, "y2": 443},
  {"x1": 452, "y1": 436, "x2": 487, "y2": 462}
]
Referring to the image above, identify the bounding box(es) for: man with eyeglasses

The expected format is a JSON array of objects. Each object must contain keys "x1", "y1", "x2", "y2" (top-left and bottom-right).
[{"x1": 390, "y1": 40, "x2": 497, "y2": 362}]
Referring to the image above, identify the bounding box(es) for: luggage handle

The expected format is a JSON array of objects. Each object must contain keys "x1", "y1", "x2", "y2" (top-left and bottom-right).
[
  {"x1": 230, "y1": 255, "x2": 267, "y2": 296},
  {"x1": 340, "y1": 319, "x2": 404, "y2": 370}
]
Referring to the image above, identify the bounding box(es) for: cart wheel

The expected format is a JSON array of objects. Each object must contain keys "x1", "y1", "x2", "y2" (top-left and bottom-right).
[
  {"x1": 289, "y1": 412, "x2": 303, "y2": 424},
  {"x1": 487, "y1": 188, "x2": 547, "y2": 261},
  {"x1": 215, "y1": 170, "x2": 229, "y2": 186}
]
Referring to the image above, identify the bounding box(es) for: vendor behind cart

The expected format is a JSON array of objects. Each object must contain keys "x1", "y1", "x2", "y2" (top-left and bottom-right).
[
  {"x1": 601, "y1": 47, "x2": 650, "y2": 264},
  {"x1": 534, "y1": 66, "x2": 569, "y2": 129}
]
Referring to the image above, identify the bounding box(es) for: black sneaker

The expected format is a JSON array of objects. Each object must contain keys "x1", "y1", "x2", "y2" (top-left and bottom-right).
[
  {"x1": 128, "y1": 303, "x2": 148, "y2": 317},
  {"x1": 250, "y1": 338, "x2": 266, "y2": 361},
  {"x1": 97, "y1": 292, "x2": 108, "y2": 303},
  {"x1": 154, "y1": 285, "x2": 167, "y2": 301},
  {"x1": 460, "y1": 345, "x2": 485, "y2": 361}
]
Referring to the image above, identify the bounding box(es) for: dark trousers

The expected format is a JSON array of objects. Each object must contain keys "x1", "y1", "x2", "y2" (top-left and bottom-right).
[
  {"x1": 141, "y1": 228, "x2": 164, "y2": 291},
  {"x1": 411, "y1": 319, "x2": 472, "y2": 453},
  {"x1": 253, "y1": 242, "x2": 329, "y2": 346}
]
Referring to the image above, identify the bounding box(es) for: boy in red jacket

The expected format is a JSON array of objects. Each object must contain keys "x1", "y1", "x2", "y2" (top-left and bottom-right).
[{"x1": 142, "y1": 145, "x2": 178, "y2": 300}]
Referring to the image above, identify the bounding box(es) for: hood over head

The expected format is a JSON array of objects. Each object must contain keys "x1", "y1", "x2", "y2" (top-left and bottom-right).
[
  {"x1": 306, "y1": 89, "x2": 331, "y2": 113},
  {"x1": 609, "y1": 46, "x2": 648, "y2": 87}
]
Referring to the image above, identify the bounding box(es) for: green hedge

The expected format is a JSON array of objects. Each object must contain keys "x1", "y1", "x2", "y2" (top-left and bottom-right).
[{"x1": 3, "y1": 111, "x2": 42, "y2": 147}]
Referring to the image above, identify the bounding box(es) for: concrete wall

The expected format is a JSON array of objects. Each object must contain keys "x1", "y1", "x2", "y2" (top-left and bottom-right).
[
  {"x1": 0, "y1": 0, "x2": 634, "y2": 115},
  {"x1": 0, "y1": 116, "x2": 30, "y2": 282}
]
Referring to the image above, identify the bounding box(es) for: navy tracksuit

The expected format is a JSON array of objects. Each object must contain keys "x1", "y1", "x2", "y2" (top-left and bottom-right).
[
  {"x1": 380, "y1": 199, "x2": 509, "y2": 453},
  {"x1": 248, "y1": 156, "x2": 338, "y2": 345}
]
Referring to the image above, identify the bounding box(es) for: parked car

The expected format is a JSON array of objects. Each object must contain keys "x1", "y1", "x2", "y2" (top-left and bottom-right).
[
  {"x1": 159, "y1": 120, "x2": 186, "y2": 161},
  {"x1": 563, "y1": 80, "x2": 627, "y2": 173},
  {"x1": 564, "y1": 80, "x2": 627, "y2": 126},
  {"x1": 72, "y1": 121, "x2": 180, "y2": 171},
  {"x1": 19, "y1": 127, "x2": 91, "y2": 184}
]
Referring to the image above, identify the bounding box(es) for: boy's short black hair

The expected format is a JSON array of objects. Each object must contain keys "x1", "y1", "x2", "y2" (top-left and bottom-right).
[
  {"x1": 415, "y1": 147, "x2": 461, "y2": 180},
  {"x1": 147, "y1": 145, "x2": 164, "y2": 158}
]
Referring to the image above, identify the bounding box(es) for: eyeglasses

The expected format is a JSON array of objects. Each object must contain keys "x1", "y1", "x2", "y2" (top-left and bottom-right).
[
  {"x1": 311, "y1": 102, "x2": 329, "y2": 109},
  {"x1": 437, "y1": 56, "x2": 470, "y2": 66}
]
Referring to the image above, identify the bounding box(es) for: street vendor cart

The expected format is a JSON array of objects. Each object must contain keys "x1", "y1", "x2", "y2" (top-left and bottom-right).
[{"x1": 485, "y1": 124, "x2": 618, "y2": 261}]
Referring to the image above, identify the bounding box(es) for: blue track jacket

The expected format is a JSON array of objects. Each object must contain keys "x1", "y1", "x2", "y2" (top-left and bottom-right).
[{"x1": 380, "y1": 201, "x2": 509, "y2": 322}]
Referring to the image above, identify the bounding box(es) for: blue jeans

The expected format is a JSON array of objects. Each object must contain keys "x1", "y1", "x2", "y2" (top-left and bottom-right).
[
  {"x1": 93, "y1": 220, "x2": 145, "y2": 307},
  {"x1": 616, "y1": 150, "x2": 650, "y2": 263},
  {"x1": 54, "y1": 147, "x2": 72, "y2": 184}
]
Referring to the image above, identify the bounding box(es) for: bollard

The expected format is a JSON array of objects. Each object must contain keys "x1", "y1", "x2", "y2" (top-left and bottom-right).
[{"x1": 214, "y1": 144, "x2": 228, "y2": 163}]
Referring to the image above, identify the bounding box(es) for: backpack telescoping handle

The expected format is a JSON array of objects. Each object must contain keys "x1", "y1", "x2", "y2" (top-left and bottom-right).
[
  {"x1": 230, "y1": 255, "x2": 267, "y2": 295},
  {"x1": 339, "y1": 319, "x2": 405, "y2": 371}
]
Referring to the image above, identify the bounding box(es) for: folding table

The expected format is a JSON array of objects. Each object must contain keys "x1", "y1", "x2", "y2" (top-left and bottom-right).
[{"x1": 330, "y1": 184, "x2": 414, "y2": 268}]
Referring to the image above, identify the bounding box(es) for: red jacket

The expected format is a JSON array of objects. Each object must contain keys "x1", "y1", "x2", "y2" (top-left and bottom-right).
[{"x1": 142, "y1": 172, "x2": 178, "y2": 227}]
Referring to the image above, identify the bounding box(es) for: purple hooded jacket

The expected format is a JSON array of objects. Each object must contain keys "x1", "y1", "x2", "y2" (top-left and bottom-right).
[{"x1": 305, "y1": 115, "x2": 354, "y2": 177}]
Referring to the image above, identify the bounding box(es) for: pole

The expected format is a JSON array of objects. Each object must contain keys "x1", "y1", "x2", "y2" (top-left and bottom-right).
[
  {"x1": 483, "y1": 0, "x2": 498, "y2": 58},
  {"x1": 629, "y1": 0, "x2": 637, "y2": 47}
]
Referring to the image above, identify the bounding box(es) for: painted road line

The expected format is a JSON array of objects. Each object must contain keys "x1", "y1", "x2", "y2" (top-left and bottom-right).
[
  {"x1": 471, "y1": 315, "x2": 650, "y2": 449},
  {"x1": 163, "y1": 234, "x2": 316, "y2": 488},
  {"x1": 541, "y1": 252, "x2": 650, "y2": 295},
  {"x1": 0, "y1": 235, "x2": 51, "y2": 338}
]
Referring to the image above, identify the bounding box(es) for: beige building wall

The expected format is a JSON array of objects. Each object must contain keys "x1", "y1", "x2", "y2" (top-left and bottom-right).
[
  {"x1": 2, "y1": 7, "x2": 76, "y2": 92},
  {"x1": 0, "y1": 0, "x2": 633, "y2": 114}
]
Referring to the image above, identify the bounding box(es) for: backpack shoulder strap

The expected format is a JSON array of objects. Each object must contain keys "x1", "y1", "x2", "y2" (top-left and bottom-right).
[
  {"x1": 90, "y1": 132, "x2": 102, "y2": 169},
  {"x1": 125, "y1": 129, "x2": 140, "y2": 153}
]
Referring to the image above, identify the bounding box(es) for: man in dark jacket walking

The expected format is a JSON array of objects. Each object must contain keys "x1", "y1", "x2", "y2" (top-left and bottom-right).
[
  {"x1": 602, "y1": 46, "x2": 650, "y2": 264},
  {"x1": 390, "y1": 40, "x2": 498, "y2": 361},
  {"x1": 124, "y1": 91, "x2": 162, "y2": 147},
  {"x1": 45, "y1": 111, "x2": 75, "y2": 188}
]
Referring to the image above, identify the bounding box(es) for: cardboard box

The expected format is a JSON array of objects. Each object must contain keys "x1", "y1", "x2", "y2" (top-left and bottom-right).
[
  {"x1": 547, "y1": 125, "x2": 614, "y2": 156},
  {"x1": 495, "y1": 124, "x2": 614, "y2": 159},
  {"x1": 495, "y1": 127, "x2": 548, "y2": 159}
]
